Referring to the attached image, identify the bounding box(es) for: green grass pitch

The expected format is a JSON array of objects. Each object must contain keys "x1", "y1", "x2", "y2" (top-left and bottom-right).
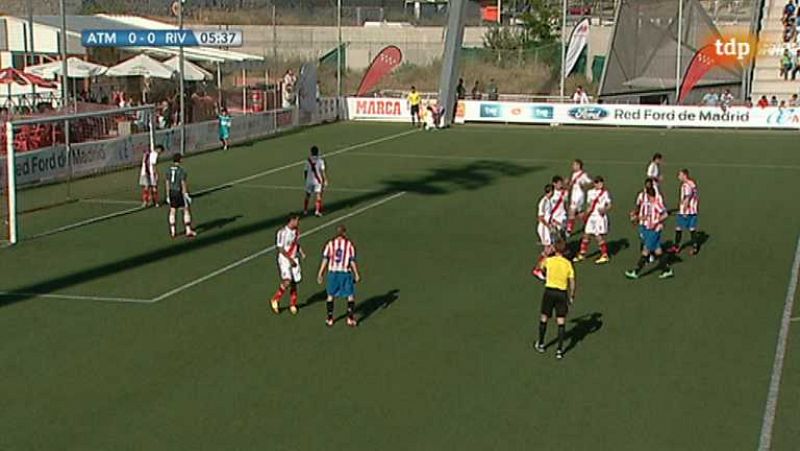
[{"x1": 1, "y1": 122, "x2": 799, "y2": 450}]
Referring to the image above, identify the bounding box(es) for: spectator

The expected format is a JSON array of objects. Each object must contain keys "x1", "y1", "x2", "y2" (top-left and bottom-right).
[
  {"x1": 757, "y1": 95, "x2": 769, "y2": 108},
  {"x1": 792, "y1": 50, "x2": 800, "y2": 80},
  {"x1": 701, "y1": 91, "x2": 719, "y2": 106},
  {"x1": 744, "y1": 96, "x2": 753, "y2": 108},
  {"x1": 783, "y1": 0, "x2": 796, "y2": 25},
  {"x1": 790, "y1": 93, "x2": 800, "y2": 107},
  {"x1": 771, "y1": 95, "x2": 779, "y2": 106},
  {"x1": 779, "y1": 100, "x2": 788, "y2": 110},
  {"x1": 471, "y1": 80, "x2": 482, "y2": 100},
  {"x1": 720, "y1": 89, "x2": 734, "y2": 110},
  {"x1": 487, "y1": 78, "x2": 498, "y2": 101},
  {"x1": 781, "y1": 49, "x2": 793, "y2": 80},
  {"x1": 456, "y1": 78, "x2": 466, "y2": 100},
  {"x1": 572, "y1": 85, "x2": 589, "y2": 104}
]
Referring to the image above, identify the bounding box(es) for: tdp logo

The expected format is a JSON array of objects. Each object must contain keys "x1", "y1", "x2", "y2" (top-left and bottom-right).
[{"x1": 714, "y1": 38, "x2": 750, "y2": 60}]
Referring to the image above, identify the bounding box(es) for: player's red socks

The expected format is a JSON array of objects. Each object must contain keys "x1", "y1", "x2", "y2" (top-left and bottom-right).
[
  {"x1": 272, "y1": 286, "x2": 286, "y2": 302},
  {"x1": 315, "y1": 199, "x2": 322, "y2": 214},
  {"x1": 142, "y1": 188, "x2": 150, "y2": 204},
  {"x1": 566, "y1": 219, "x2": 575, "y2": 234},
  {"x1": 289, "y1": 286, "x2": 298, "y2": 307},
  {"x1": 579, "y1": 238, "x2": 589, "y2": 255},
  {"x1": 600, "y1": 242, "x2": 609, "y2": 256},
  {"x1": 152, "y1": 187, "x2": 159, "y2": 205}
]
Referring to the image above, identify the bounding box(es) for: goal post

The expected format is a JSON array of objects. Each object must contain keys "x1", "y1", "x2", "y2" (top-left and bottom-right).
[{"x1": 1, "y1": 105, "x2": 156, "y2": 245}]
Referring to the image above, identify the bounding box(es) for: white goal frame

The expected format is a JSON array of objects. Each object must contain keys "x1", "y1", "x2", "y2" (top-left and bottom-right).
[{"x1": 3, "y1": 105, "x2": 156, "y2": 245}]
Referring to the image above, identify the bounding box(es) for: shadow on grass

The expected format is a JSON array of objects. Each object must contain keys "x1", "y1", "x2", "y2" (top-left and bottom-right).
[
  {"x1": 1, "y1": 160, "x2": 542, "y2": 307},
  {"x1": 544, "y1": 312, "x2": 603, "y2": 355},
  {"x1": 354, "y1": 289, "x2": 399, "y2": 324},
  {"x1": 195, "y1": 215, "x2": 243, "y2": 233}
]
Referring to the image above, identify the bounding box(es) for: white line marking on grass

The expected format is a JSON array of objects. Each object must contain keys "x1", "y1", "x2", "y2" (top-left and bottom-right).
[
  {"x1": 0, "y1": 291, "x2": 153, "y2": 304},
  {"x1": 23, "y1": 129, "x2": 417, "y2": 241},
  {"x1": 150, "y1": 191, "x2": 407, "y2": 303},
  {"x1": 80, "y1": 198, "x2": 142, "y2": 206},
  {"x1": 28, "y1": 205, "x2": 145, "y2": 240},
  {"x1": 347, "y1": 151, "x2": 800, "y2": 171},
  {"x1": 238, "y1": 184, "x2": 374, "y2": 193},
  {"x1": 758, "y1": 234, "x2": 800, "y2": 451},
  {"x1": 195, "y1": 129, "x2": 419, "y2": 196}
]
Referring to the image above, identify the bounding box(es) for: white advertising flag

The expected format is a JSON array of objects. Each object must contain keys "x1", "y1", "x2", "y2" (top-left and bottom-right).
[{"x1": 565, "y1": 18, "x2": 591, "y2": 76}]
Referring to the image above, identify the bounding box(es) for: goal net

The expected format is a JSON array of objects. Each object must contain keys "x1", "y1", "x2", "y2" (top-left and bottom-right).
[{"x1": 1, "y1": 105, "x2": 155, "y2": 244}]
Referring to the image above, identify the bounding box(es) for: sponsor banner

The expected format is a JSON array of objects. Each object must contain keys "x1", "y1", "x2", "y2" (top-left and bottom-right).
[
  {"x1": 1, "y1": 101, "x2": 340, "y2": 189},
  {"x1": 457, "y1": 100, "x2": 800, "y2": 129},
  {"x1": 345, "y1": 97, "x2": 436, "y2": 122}
]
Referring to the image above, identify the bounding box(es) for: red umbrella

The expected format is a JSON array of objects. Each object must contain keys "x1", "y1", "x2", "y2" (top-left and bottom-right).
[{"x1": 0, "y1": 67, "x2": 59, "y2": 89}]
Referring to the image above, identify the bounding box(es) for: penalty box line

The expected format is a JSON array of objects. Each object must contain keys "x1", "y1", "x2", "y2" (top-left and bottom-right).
[
  {"x1": 149, "y1": 191, "x2": 407, "y2": 303},
  {"x1": 757, "y1": 233, "x2": 800, "y2": 451},
  {"x1": 28, "y1": 129, "x2": 419, "y2": 241}
]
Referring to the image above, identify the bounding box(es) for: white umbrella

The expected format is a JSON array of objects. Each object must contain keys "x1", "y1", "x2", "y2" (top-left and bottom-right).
[
  {"x1": 162, "y1": 57, "x2": 214, "y2": 81},
  {"x1": 24, "y1": 57, "x2": 107, "y2": 79},
  {"x1": 106, "y1": 54, "x2": 175, "y2": 79}
]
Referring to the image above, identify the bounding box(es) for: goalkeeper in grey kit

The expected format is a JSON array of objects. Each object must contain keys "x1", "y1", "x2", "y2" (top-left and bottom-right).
[{"x1": 165, "y1": 154, "x2": 197, "y2": 238}]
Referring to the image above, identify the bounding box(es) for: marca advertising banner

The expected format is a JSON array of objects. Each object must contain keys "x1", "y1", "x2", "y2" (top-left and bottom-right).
[
  {"x1": 346, "y1": 97, "x2": 438, "y2": 122},
  {"x1": 456, "y1": 100, "x2": 800, "y2": 129}
]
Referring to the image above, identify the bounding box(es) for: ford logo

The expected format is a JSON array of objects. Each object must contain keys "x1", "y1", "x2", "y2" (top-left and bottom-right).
[{"x1": 568, "y1": 106, "x2": 608, "y2": 121}]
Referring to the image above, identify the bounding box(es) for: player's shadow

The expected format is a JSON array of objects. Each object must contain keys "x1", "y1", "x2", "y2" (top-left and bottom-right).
[
  {"x1": 544, "y1": 312, "x2": 603, "y2": 355},
  {"x1": 195, "y1": 215, "x2": 243, "y2": 233},
  {"x1": 607, "y1": 238, "x2": 630, "y2": 256},
  {"x1": 353, "y1": 289, "x2": 399, "y2": 324},
  {"x1": 566, "y1": 238, "x2": 630, "y2": 259},
  {"x1": 301, "y1": 290, "x2": 328, "y2": 310},
  {"x1": 0, "y1": 160, "x2": 539, "y2": 308}
]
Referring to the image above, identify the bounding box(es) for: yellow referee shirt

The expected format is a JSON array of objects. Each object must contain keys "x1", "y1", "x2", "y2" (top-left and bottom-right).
[
  {"x1": 407, "y1": 91, "x2": 421, "y2": 106},
  {"x1": 544, "y1": 255, "x2": 575, "y2": 291}
]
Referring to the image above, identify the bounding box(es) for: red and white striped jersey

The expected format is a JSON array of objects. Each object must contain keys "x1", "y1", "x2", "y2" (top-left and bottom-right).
[
  {"x1": 322, "y1": 236, "x2": 357, "y2": 272},
  {"x1": 304, "y1": 156, "x2": 326, "y2": 186},
  {"x1": 635, "y1": 189, "x2": 664, "y2": 210},
  {"x1": 570, "y1": 170, "x2": 591, "y2": 198},
  {"x1": 551, "y1": 189, "x2": 569, "y2": 224},
  {"x1": 276, "y1": 226, "x2": 300, "y2": 259},
  {"x1": 679, "y1": 179, "x2": 699, "y2": 215},
  {"x1": 140, "y1": 149, "x2": 157, "y2": 178},
  {"x1": 639, "y1": 195, "x2": 667, "y2": 231},
  {"x1": 538, "y1": 194, "x2": 553, "y2": 224},
  {"x1": 586, "y1": 188, "x2": 611, "y2": 218}
]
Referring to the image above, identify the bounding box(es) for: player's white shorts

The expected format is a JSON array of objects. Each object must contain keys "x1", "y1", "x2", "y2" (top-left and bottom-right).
[
  {"x1": 537, "y1": 223, "x2": 553, "y2": 246},
  {"x1": 570, "y1": 193, "x2": 585, "y2": 212},
  {"x1": 305, "y1": 182, "x2": 323, "y2": 194},
  {"x1": 278, "y1": 256, "x2": 302, "y2": 282},
  {"x1": 585, "y1": 215, "x2": 608, "y2": 236},
  {"x1": 139, "y1": 173, "x2": 157, "y2": 187}
]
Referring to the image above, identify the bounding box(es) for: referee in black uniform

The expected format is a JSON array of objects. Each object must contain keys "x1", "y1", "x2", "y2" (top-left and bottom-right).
[{"x1": 534, "y1": 240, "x2": 576, "y2": 360}]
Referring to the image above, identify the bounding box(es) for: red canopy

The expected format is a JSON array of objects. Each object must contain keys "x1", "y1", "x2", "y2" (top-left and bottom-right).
[{"x1": 0, "y1": 67, "x2": 59, "y2": 89}]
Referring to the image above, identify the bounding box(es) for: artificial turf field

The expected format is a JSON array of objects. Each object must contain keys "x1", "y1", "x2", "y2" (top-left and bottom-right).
[{"x1": 1, "y1": 121, "x2": 799, "y2": 450}]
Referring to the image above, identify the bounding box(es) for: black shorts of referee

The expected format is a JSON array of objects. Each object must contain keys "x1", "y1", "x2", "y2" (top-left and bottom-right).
[{"x1": 541, "y1": 287, "x2": 569, "y2": 319}]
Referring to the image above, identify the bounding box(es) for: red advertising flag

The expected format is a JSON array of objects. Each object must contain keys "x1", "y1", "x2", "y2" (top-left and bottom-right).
[
  {"x1": 678, "y1": 44, "x2": 719, "y2": 104},
  {"x1": 356, "y1": 45, "x2": 403, "y2": 97}
]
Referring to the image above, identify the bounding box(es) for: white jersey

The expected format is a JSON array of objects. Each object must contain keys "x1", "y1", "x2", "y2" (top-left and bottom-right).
[
  {"x1": 276, "y1": 225, "x2": 301, "y2": 281},
  {"x1": 139, "y1": 150, "x2": 158, "y2": 186},
  {"x1": 550, "y1": 189, "x2": 569, "y2": 227},
  {"x1": 537, "y1": 195, "x2": 554, "y2": 245},
  {"x1": 646, "y1": 162, "x2": 660, "y2": 180},
  {"x1": 569, "y1": 170, "x2": 592, "y2": 210},
  {"x1": 305, "y1": 156, "x2": 326, "y2": 187},
  {"x1": 585, "y1": 188, "x2": 611, "y2": 219}
]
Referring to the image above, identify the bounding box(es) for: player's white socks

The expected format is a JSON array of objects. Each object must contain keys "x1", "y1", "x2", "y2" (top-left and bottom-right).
[
  {"x1": 169, "y1": 210, "x2": 177, "y2": 237},
  {"x1": 183, "y1": 210, "x2": 193, "y2": 234}
]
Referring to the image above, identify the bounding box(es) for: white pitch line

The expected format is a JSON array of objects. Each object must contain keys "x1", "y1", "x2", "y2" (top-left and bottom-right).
[
  {"x1": 0, "y1": 291, "x2": 153, "y2": 304},
  {"x1": 195, "y1": 129, "x2": 419, "y2": 196},
  {"x1": 238, "y1": 183, "x2": 374, "y2": 193},
  {"x1": 80, "y1": 198, "x2": 142, "y2": 206},
  {"x1": 790, "y1": 317, "x2": 800, "y2": 322},
  {"x1": 758, "y1": 234, "x2": 800, "y2": 451},
  {"x1": 347, "y1": 151, "x2": 800, "y2": 171},
  {"x1": 28, "y1": 205, "x2": 145, "y2": 240},
  {"x1": 150, "y1": 191, "x2": 407, "y2": 303}
]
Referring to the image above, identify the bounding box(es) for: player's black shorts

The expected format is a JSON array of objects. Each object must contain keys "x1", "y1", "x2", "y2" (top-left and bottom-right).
[
  {"x1": 541, "y1": 287, "x2": 569, "y2": 318},
  {"x1": 410, "y1": 104, "x2": 420, "y2": 116},
  {"x1": 168, "y1": 190, "x2": 185, "y2": 209}
]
